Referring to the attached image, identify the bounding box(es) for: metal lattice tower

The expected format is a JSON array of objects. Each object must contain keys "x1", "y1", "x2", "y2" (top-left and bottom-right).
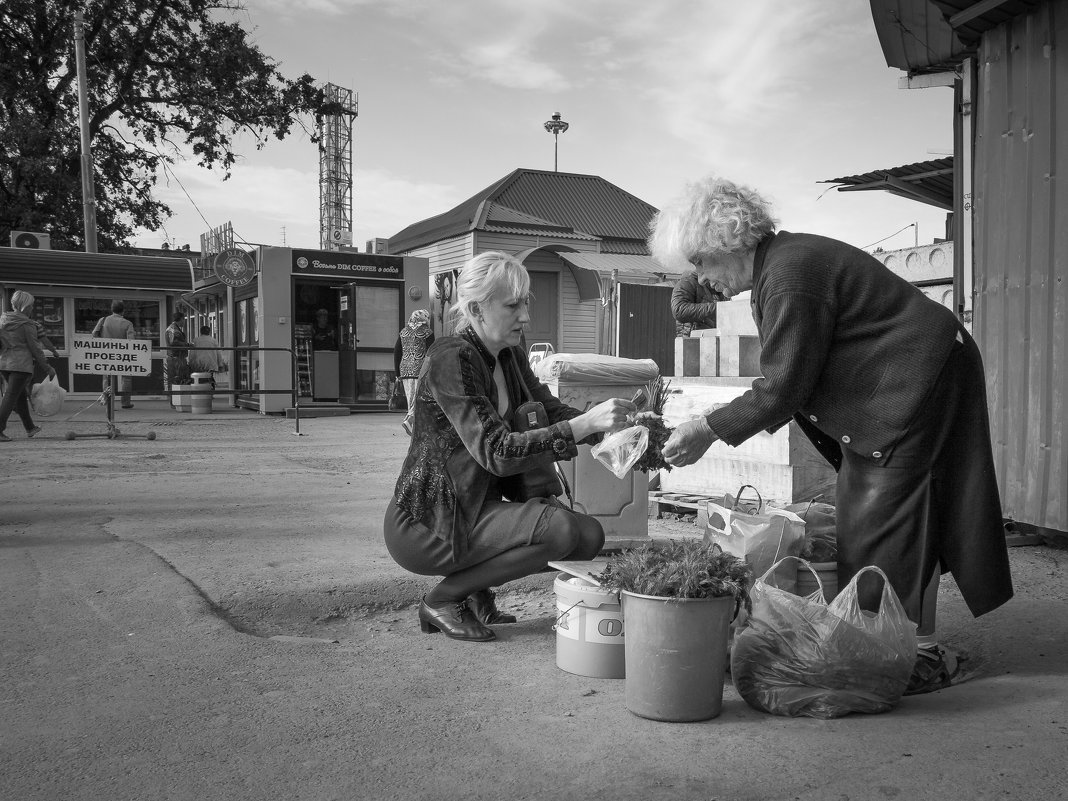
[{"x1": 319, "y1": 84, "x2": 359, "y2": 251}]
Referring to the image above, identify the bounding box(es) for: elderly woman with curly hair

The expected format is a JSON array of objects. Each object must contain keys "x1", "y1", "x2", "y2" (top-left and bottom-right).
[
  {"x1": 650, "y1": 175, "x2": 1012, "y2": 695},
  {"x1": 383, "y1": 251, "x2": 637, "y2": 642}
]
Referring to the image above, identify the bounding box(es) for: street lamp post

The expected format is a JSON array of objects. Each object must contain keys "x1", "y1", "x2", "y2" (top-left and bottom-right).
[{"x1": 543, "y1": 112, "x2": 569, "y2": 172}]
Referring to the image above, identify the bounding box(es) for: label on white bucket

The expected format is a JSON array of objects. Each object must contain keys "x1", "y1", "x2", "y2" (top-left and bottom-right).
[{"x1": 556, "y1": 600, "x2": 625, "y2": 643}]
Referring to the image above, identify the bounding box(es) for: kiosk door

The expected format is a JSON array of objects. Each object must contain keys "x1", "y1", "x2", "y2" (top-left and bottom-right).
[{"x1": 337, "y1": 281, "x2": 402, "y2": 404}]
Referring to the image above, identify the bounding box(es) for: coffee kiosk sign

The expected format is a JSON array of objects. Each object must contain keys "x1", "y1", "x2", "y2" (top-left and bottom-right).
[
  {"x1": 292, "y1": 249, "x2": 404, "y2": 280},
  {"x1": 213, "y1": 248, "x2": 256, "y2": 287}
]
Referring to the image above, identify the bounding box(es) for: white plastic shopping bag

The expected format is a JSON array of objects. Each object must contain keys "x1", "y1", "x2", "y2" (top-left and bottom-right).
[
  {"x1": 703, "y1": 484, "x2": 806, "y2": 592},
  {"x1": 29, "y1": 375, "x2": 67, "y2": 417}
]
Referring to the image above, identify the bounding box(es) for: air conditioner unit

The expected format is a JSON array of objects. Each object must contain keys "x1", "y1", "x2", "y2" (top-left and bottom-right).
[{"x1": 10, "y1": 231, "x2": 51, "y2": 249}]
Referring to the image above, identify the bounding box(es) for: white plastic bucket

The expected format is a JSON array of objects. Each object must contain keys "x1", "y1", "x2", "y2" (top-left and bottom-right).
[{"x1": 553, "y1": 573, "x2": 625, "y2": 679}]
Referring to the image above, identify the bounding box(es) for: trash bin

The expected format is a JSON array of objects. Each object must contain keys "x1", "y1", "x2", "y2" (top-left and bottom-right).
[
  {"x1": 190, "y1": 372, "x2": 213, "y2": 415},
  {"x1": 539, "y1": 354, "x2": 660, "y2": 542}
]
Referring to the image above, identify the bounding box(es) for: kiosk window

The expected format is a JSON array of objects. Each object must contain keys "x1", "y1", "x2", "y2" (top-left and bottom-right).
[
  {"x1": 355, "y1": 286, "x2": 400, "y2": 349},
  {"x1": 74, "y1": 298, "x2": 160, "y2": 341},
  {"x1": 31, "y1": 296, "x2": 66, "y2": 350}
]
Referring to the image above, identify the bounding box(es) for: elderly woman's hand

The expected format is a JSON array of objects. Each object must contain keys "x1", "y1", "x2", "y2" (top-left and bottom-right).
[
  {"x1": 569, "y1": 397, "x2": 638, "y2": 442},
  {"x1": 661, "y1": 417, "x2": 719, "y2": 467}
]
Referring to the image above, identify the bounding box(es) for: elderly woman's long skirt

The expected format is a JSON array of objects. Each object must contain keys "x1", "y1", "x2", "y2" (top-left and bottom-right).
[{"x1": 834, "y1": 332, "x2": 1013, "y2": 623}]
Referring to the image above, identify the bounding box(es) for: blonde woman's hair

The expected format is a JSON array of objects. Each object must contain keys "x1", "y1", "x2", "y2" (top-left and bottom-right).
[
  {"x1": 451, "y1": 251, "x2": 530, "y2": 329},
  {"x1": 648, "y1": 176, "x2": 778, "y2": 270},
  {"x1": 9, "y1": 290, "x2": 35, "y2": 312}
]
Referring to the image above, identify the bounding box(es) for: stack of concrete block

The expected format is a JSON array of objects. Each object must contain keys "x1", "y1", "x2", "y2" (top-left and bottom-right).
[
  {"x1": 674, "y1": 300, "x2": 761, "y2": 378},
  {"x1": 663, "y1": 299, "x2": 837, "y2": 506}
]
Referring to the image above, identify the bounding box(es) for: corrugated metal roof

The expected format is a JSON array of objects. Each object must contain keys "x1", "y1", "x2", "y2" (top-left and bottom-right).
[
  {"x1": 870, "y1": 0, "x2": 1042, "y2": 72},
  {"x1": 388, "y1": 168, "x2": 657, "y2": 255},
  {"x1": 479, "y1": 201, "x2": 600, "y2": 241},
  {"x1": 557, "y1": 252, "x2": 680, "y2": 282},
  {"x1": 0, "y1": 247, "x2": 194, "y2": 291},
  {"x1": 820, "y1": 157, "x2": 954, "y2": 210}
]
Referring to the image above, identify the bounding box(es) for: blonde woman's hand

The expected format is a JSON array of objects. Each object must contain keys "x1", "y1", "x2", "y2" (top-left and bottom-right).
[{"x1": 569, "y1": 397, "x2": 638, "y2": 442}]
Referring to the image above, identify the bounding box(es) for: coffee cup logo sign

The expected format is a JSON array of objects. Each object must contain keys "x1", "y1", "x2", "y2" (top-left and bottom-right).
[{"x1": 213, "y1": 248, "x2": 256, "y2": 287}]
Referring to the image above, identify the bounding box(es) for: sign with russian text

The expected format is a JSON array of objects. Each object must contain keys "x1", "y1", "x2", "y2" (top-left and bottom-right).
[
  {"x1": 70, "y1": 338, "x2": 152, "y2": 376},
  {"x1": 292, "y1": 249, "x2": 404, "y2": 280}
]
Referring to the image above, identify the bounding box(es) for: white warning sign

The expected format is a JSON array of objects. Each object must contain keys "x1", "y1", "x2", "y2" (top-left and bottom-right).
[{"x1": 70, "y1": 338, "x2": 152, "y2": 376}]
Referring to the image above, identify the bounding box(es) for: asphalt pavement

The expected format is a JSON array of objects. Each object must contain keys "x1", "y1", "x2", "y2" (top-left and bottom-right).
[{"x1": 2, "y1": 398, "x2": 1066, "y2": 801}]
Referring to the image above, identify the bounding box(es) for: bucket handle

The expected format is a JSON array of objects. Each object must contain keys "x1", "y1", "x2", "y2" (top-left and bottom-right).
[
  {"x1": 552, "y1": 588, "x2": 623, "y2": 631},
  {"x1": 553, "y1": 600, "x2": 583, "y2": 632}
]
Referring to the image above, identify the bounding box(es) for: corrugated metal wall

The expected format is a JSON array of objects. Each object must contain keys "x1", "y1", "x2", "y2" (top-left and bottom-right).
[{"x1": 973, "y1": 0, "x2": 1068, "y2": 533}]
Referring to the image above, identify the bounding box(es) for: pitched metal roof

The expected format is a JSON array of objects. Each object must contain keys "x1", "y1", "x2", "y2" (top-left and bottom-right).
[
  {"x1": 0, "y1": 246, "x2": 194, "y2": 291},
  {"x1": 820, "y1": 157, "x2": 954, "y2": 210},
  {"x1": 870, "y1": 0, "x2": 1042, "y2": 73},
  {"x1": 388, "y1": 168, "x2": 657, "y2": 255}
]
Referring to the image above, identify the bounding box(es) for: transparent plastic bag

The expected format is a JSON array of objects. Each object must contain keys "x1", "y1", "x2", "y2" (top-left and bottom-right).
[
  {"x1": 590, "y1": 425, "x2": 649, "y2": 479},
  {"x1": 30, "y1": 374, "x2": 67, "y2": 417},
  {"x1": 731, "y1": 558, "x2": 917, "y2": 719}
]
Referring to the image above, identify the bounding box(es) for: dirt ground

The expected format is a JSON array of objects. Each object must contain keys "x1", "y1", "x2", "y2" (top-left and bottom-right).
[{"x1": 2, "y1": 400, "x2": 1067, "y2": 801}]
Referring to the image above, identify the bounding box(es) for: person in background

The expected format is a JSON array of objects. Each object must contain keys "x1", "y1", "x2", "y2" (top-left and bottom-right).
[
  {"x1": 382, "y1": 251, "x2": 637, "y2": 642},
  {"x1": 650, "y1": 175, "x2": 1013, "y2": 695},
  {"x1": 164, "y1": 311, "x2": 190, "y2": 406},
  {"x1": 671, "y1": 269, "x2": 726, "y2": 332},
  {"x1": 393, "y1": 308, "x2": 434, "y2": 435},
  {"x1": 189, "y1": 325, "x2": 227, "y2": 390},
  {"x1": 311, "y1": 308, "x2": 337, "y2": 350},
  {"x1": 92, "y1": 299, "x2": 136, "y2": 408},
  {"x1": 0, "y1": 290, "x2": 56, "y2": 441}
]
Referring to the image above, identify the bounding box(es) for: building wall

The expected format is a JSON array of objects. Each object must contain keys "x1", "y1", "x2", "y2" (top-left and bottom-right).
[
  {"x1": 974, "y1": 1, "x2": 1068, "y2": 533},
  {"x1": 872, "y1": 241, "x2": 956, "y2": 316}
]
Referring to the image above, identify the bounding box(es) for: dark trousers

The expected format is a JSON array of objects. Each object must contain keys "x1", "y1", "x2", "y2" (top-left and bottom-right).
[{"x1": 0, "y1": 370, "x2": 35, "y2": 433}]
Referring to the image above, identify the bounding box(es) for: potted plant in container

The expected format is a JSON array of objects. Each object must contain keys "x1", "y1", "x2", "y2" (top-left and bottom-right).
[{"x1": 596, "y1": 539, "x2": 752, "y2": 722}]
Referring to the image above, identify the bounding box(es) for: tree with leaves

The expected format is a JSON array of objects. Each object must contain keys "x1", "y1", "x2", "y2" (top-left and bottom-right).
[{"x1": 0, "y1": 0, "x2": 338, "y2": 252}]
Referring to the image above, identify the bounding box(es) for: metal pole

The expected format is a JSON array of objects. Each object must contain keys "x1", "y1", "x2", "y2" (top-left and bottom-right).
[
  {"x1": 554, "y1": 134, "x2": 559, "y2": 172},
  {"x1": 74, "y1": 11, "x2": 98, "y2": 253}
]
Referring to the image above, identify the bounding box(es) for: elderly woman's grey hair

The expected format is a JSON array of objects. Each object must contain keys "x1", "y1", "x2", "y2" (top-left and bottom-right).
[
  {"x1": 648, "y1": 176, "x2": 778, "y2": 270},
  {"x1": 451, "y1": 251, "x2": 530, "y2": 329},
  {"x1": 9, "y1": 290, "x2": 35, "y2": 313}
]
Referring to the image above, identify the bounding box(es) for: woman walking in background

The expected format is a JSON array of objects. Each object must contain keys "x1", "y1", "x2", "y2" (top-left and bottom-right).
[
  {"x1": 1, "y1": 291, "x2": 57, "y2": 441},
  {"x1": 393, "y1": 308, "x2": 434, "y2": 434}
]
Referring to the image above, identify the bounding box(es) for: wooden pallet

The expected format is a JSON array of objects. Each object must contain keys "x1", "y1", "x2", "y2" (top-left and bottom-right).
[{"x1": 649, "y1": 490, "x2": 724, "y2": 523}]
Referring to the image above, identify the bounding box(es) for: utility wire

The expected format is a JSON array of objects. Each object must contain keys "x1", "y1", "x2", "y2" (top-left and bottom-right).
[{"x1": 861, "y1": 223, "x2": 916, "y2": 251}]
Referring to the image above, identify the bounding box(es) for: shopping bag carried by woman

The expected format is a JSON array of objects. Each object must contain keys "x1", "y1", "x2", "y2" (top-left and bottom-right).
[{"x1": 29, "y1": 374, "x2": 67, "y2": 417}]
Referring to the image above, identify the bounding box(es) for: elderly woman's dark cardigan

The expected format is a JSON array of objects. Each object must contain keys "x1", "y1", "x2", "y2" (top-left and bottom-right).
[
  {"x1": 393, "y1": 327, "x2": 587, "y2": 561},
  {"x1": 705, "y1": 231, "x2": 1012, "y2": 620}
]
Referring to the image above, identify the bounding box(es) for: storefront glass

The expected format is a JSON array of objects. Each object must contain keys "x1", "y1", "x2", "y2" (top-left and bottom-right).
[
  {"x1": 74, "y1": 298, "x2": 161, "y2": 341},
  {"x1": 235, "y1": 297, "x2": 260, "y2": 391},
  {"x1": 30, "y1": 296, "x2": 66, "y2": 350}
]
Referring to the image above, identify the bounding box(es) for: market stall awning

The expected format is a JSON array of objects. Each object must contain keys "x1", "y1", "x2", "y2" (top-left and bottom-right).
[
  {"x1": 870, "y1": 0, "x2": 1043, "y2": 73},
  {"x1": 820, "y1": 157, "x2": 954, "y2": 210},
  {"x1": 0, "y1": 246, "x2": 194, "y2": 291}
]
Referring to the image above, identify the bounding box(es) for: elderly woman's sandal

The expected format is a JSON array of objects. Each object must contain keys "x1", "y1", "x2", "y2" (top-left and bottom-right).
[
  {"x1": 904, "y1": 644, "x2": 962, "y2": 695},
  {"x1": 467, "y1": 589, "x2": 517, "y2": 624},
  {"x1": 418, "y1": 597, "x2": 496, "y2": 641}
]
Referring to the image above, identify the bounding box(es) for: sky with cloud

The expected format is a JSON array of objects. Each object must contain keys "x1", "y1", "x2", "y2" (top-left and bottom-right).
[{"x1": 136, "y1": 0, "x2": 954, "y2": 255}]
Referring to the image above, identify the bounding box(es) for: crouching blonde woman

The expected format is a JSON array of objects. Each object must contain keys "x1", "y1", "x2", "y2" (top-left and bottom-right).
[{"x1": 382, "y1": 251, "x2": 637, "y2": 642}]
